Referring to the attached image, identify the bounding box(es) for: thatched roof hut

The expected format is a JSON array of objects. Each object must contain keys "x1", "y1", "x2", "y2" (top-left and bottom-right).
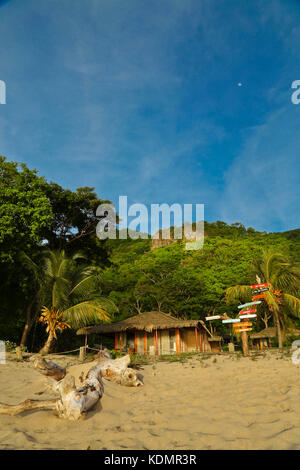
[
  {"x1": 77, "y1": 311, "x2": 210, "y2": 335},
  {"x1": 250, "y1": 326, "x2": 300, "y2": 350},
  {"x1": 77, "y1": 311, "x2": 216, "y2": 355},
  {"x1": 250, "y1": 327, "x2": 300, "y2": 340}
]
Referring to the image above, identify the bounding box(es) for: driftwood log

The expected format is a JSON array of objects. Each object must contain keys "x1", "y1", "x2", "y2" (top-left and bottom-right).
[
  {"x1": 0, "y1": 353, "x2": 142, "y2": 420},
  {"x1": 30, "y1": 355, "x2": 66, "y2": 381},
  {"x1": 0, "y1": 362, "x2": 104, "y2": 420},
  {"x1": 98, "y1": 355, "x2": 143, "y2": 387}
]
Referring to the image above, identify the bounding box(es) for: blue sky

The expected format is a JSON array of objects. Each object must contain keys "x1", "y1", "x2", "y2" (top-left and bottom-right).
[{"x1": 0, "y1": 0, "x2": 299, "y2": 232}]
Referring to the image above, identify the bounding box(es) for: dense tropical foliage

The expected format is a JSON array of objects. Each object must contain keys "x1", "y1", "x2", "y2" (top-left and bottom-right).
[{"x1": 1, "y1": 156, "x2": 300, "y2": 351}]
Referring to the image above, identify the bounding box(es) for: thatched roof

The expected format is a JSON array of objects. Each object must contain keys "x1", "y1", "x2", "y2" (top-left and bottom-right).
[
  {"x1": 250, "y1": 327, "x2": 276, "y2": 339},
  {"x1": 77, "y1": 311, "x2": 211, "y2": 336},
  {"x1": 251, "y1": 327, "x2": 300, "y2": 339}
]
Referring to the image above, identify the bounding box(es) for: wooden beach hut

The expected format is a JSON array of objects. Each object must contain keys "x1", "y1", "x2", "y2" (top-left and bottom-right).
[
  {"x1": 250, "y1": 327, "x2": 275, "y2": 350},
  {"x1": 251, "y1": 327, "x2": 300, "y2": 350},
  {"x1": 77, "y1": 311, "x2": 215, "y2": 355}
]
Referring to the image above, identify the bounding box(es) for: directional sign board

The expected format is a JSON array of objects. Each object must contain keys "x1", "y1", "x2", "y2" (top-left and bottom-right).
[
  {"x1": 252, "y1": 294, "x2": 266, "y2": 300},
  {"x1": 205, "y1": 315, "x2": 222, "y2": 321},
  {"x1": 251, "y1": 283, "x2": 269, "y2": 289},
  {"x1": 236, "y1": 328, "x2": 252, "y2": 333},
  {"x1": 239, "y1": 314, "x2": 256, "y2": 319},
  {"x1": 252, "y1": 288, "x2": 269, "y2": 295},
  {"x1": 222, "y1": 318, "x2": 240, "y2": 324},
  {"x1": 233, "y1": 322, "x2": 252, "y2": 328},
  {"x1": 238, "y1": 301, "x2": 261, "y2": 309},
  {"x1": 239, "y1": 309, "x2": 256, "y2": 315}
]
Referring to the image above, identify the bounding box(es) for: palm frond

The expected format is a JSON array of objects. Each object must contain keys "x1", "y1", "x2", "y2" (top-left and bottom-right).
[
  {"x1": 225, "y1": 285, "x2": 252, "y2": 303},
  {"x1": 62, "y1": 299, "x2": 114, "y2": 328},
  {"x1": 52, "y1": 277, "x2": 72, "y2": 309},
  {"x1": 69, "y1": 274, "x2": 97, "y2": 297},
  {"x1": 264, "y1": 291, "x2": 279, "y2": 312},
  {"x1": 283, "y1": 293, "x2": 300, "y2": 319}
]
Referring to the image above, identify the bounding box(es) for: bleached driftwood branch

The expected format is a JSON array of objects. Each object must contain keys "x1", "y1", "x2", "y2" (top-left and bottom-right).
[
  {"x1": 98, "y1": 354, "x2": 143, "y2": 387},
  {"x1": 0, "y1": 362, "x2": 104, "y2": 420},
  {"x1": 30, "y1": 355, "x2": 66, "y2": 381},
  {"x1": 0, "y1": 399, "x2": 58, "y2": 416},
  {"x1": 0, "y1": 353, "x2": 142, "y2": 420}
]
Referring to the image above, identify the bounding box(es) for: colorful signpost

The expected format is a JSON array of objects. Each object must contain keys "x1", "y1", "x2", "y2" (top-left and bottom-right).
[{"x1": 205, "y1": 279, "x2": 269, "y2": 357}]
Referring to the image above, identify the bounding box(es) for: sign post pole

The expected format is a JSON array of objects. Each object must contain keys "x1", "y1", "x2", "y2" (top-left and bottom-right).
[{"x1": 241, "y1": 330, "x2": 249, "y2": 357}]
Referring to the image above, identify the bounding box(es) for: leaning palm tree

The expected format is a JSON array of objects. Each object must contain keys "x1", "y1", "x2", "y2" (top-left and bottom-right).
[
  {"x1": 39, "y1": 250, "x2": 116, "y2": 353},
  {"x1": 226, "y1": 249, "x2": 300, "y2": 348}
]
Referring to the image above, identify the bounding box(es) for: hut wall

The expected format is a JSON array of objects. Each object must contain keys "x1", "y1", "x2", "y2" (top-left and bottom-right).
[
  {"x1": 209, "y1": 341, "x2": 221, "y2": 353},
  {"x1": 136, "y1": 331, "x2": 145, "y2": 354},
  {"x1": 112, "y1": 324, "x2": 210, "y2": 355},
  {"x1": 197, "y1": 328, "x2": 210, "y2": 352},
  {"x1": 181, "y1": 328, "x2": 197, "y2": 352},
  {"x1": 159, "y1": 329, "x2": 171, "y2": 355}
]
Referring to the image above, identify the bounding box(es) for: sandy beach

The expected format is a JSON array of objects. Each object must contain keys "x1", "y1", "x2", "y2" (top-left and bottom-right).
[{"x1": 0, "y1": 350, "x2": 299, "y2": 450}]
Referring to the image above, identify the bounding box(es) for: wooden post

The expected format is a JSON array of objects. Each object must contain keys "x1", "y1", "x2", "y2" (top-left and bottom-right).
[
  {"x1": 85, "y1": 334, "x2": 87, "y2": 354},
  {"x1": 114, "y1": 333, "x2": 119, "y2": 350},
  {"x1": 15, "y1": 347, "x2": 23, "y2": 361},
  {"x1": 199, "y1": 330, "x2": 202, "y2": 352},
  {"x1": 79, "y1": 346, "x2": 85, "y2": 361},
  {"x1": 241, "y1": 330, "x2": 249, "y2": 357},
  {"x1": 154, "y1": 329, "x2": 158, "y2": 355},
  {"x1": 119, "y1": 333, "x2": 122, "y2": 354},
  {"x1": 134, "y1": 330, "x2": 137, "y2": 354},
  {"x1": 175, "y1": 328, "x2": 180, "y2": 355},
  {"x1": 144, "y1": 331, "x2": 147, "y2": 355},
  {"x1": 195, "y1": 328, "x2": 199, "y2": 351}
]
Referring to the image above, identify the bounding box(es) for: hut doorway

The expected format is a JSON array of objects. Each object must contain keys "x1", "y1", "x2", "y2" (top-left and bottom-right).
[
  {"x1": 147, "y1": 332, "x2": 155, "y2": 355},
  {"x1": 169, "y1": 329, "x2": 176, "y2": 354},
  {"x1": 127, "y1": 332, "x2": 135, "y2": 354}
]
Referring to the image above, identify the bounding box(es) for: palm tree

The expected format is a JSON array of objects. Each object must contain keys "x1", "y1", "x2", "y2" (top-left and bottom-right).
[
  {"x1": 38, "y1": 250, "x2": 116, "y2": 353},
  {"x1": 226, "y1": 249, "x2": 300, "y2": 348}
]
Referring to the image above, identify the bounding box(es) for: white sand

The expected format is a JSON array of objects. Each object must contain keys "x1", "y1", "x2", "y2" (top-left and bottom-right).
[{"x1": 0, "y1": 350, "x2": 300, "y2": 450}]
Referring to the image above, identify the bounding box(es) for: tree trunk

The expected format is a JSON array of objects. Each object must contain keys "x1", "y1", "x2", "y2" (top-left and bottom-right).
[
  {"x1": 20, "y1": 300, "x2": 35, "y2": 348},
  {"x1": 274, "y1": 310, "x2": 283, "y2": 348},
  {"x1": 39, "y1": 331, "x2": 56, "y2": 354}
]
